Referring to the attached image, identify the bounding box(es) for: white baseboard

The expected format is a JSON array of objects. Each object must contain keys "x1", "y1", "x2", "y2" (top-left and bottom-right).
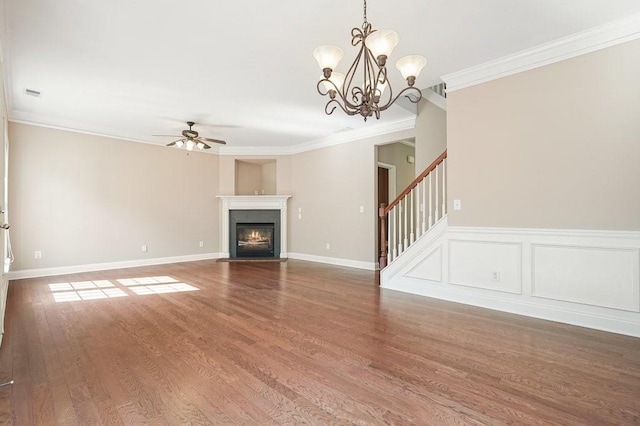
[
  {"x1": 7, "y1": 253, "x2": 222, "y2": 280},
  {"x1": 288, "y1": 252, "x2": 376, "y2": 271},
  {"x1": 7, "y1": 251, "x2": 377, "y2": 280},
  {"x1": 384, "y1": 278, "x2": 640, "y2": 338}
]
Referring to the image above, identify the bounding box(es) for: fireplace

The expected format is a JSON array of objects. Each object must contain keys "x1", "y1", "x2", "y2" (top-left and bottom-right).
[
  {"x1": 217, "y1": 195, "x2": 291, "y2": 259},
  {"x1": 228, "y1": 209, "x2": 281, "y2": 259},
  {"x1": 236, "y1": 223, "x2": 275, "y2": 258}
]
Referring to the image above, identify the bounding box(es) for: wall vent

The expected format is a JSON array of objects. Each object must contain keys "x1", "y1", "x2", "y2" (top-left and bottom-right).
[{"x1": 24, "y1": 88, "x2": 41, "y2": 97}]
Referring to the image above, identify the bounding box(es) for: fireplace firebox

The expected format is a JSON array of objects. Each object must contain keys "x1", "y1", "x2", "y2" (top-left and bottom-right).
[
  {"x1": 236, "y1": 223, "x2": 275, "y2": 258},
  {"x1": 228, "y1": 209, "x2": 281, "y2": 259}
]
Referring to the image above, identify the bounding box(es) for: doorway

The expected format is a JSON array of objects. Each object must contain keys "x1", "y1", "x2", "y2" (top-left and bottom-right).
[{"x1": 377, "y1": 163, "x2": 396, "y2": 263}]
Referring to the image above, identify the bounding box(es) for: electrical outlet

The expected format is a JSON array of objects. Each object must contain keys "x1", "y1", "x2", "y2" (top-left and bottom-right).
[
  {"x1": 359, "y1": 206, "x2": 364, "y2": 213},
  {"x1": 453, "y1": 199, "x2": 462, "y2": 210},
  {"x1": 199, "y1": 241, "x2": 204, "y2": 248},
  {"x1": 491, "y1": 271, "x2": 501, "y2": 282},
  {"x1": 34, "y1": 250, "x2": 42, "y2": 259},
  {"x1": 141, "y1": 245, "x2": 148, "y2": 252},
  {"x1": 326, "y1": 243, "x2": 330, "y2": 250}
]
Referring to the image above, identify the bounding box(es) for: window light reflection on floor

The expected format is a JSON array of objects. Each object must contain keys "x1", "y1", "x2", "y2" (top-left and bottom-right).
[
  {"x1": 129, "y1": 283, "x2": 199, "y2": 295},
  {"x1": 50, "y1": 277, "x2": 198, "y2": 302}
]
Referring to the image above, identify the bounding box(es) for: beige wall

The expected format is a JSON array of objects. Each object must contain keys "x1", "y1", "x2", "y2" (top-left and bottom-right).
[
  {"x1": 219, "y1": 155, "x2": 291, "y2": 196},
  {"x1": 415, "y1": 99, "x2": 447, "y2": 174},
  {"x1": 234, "y1": 160, "x2": 262, "y2": 195},
  {"x1": 377, "y1": 142, "x2": 415, "y2": 195},
  {"x1": 447, "y1": 39, "x2": 640, "y2": 230},
  {"x1": 262, "y1": 161, "x2": 277, "y2": 195},
  {"x1": 290, "y1": 128, "x2": 414, "y2": 262},
  {"x1": 9, "y1": 123, "x2": 220, "y2": 270},
  {"x1": 234, "y1": 160, "x2": 278, "y2": 195}
]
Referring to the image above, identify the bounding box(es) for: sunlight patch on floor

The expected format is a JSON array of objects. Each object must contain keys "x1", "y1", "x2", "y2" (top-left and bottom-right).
[{"x1": 49, "y1": 276, "x2": 198, "y2": 302}]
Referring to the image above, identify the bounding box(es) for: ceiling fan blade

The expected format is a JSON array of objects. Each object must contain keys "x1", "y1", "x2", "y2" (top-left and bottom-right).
[
  {"x1": 198, "y1": 137, "x2": 227, "y2": 145},
  {"x1": 153, "y1": 134, "x2": 183, "y2": 137},
  {"x1": 165, "y1": 139, "x2": 184, "y2": 147}
]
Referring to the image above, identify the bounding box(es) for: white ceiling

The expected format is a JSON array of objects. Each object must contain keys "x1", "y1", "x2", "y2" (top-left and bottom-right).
[{"x1": 3, "y1": 0, "x2": 640, "y2": 153}]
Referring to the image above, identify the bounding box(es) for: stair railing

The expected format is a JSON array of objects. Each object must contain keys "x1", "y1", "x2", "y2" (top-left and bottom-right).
[{"x1": 379, "y1": 150, "x2": 447, "y2": 268}]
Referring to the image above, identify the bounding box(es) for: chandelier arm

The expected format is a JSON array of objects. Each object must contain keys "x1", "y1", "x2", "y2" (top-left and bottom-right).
[
  {"x1": 316, "y1": 79, "x2": 331, "y2": 96},
  {"x1": 374, "y1": 66, "x2": 394, "y2": 110},
  {"x1": 374, "y1": 60, "x2": 389, "y2": 97},
  {"x1": 324, "y1": 100, "x2": 338, "y2": 116},
  {"x1": 351, "y1": 27, "x2": 365, "y2": 47},
  {"x1": 343, "y1": 39, "x2": 366, "y2": 109},
  {"x1": 384, "y1": 86, "x2": 424, "y2": 111},
  {"x1": 325, "y1": 98, "x2": 359, "y2": 116},
  {"x1": 362, "y1": 44, "x2": 382, "y2": 113},
  {"x1": 315, "y1": 0, "x2": 425, "y2": 120}
]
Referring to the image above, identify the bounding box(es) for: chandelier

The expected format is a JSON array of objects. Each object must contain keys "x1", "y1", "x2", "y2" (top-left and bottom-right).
[{"x1": 313, "y1": 0, "x2": 427, "y2": 121}]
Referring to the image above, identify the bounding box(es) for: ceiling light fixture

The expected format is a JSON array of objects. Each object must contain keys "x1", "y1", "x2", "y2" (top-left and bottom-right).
[
  {"x1": 152, "y1": 121, "x2": 227, "y2": 151},
  {"x1": 313, "y1": 0, "x2": 427, "y2": 121}
]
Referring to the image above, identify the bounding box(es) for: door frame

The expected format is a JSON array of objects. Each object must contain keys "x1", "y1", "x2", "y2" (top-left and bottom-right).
[{"x1": 377, "y1": 162, "x2": 397, "y2": 203}]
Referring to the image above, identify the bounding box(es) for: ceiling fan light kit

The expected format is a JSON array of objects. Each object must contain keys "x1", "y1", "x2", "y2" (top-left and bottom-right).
[
  {"x1": 314, "y1": 0, "x2": 427, "y2": 120},
  {"x1": 153, "y1": 121, "x2": 227, "y2": 151}
]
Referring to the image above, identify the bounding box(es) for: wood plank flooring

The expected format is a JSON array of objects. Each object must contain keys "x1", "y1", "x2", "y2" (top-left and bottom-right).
[{"x1": 0, "y1": 259, "x2": 638, "y2": 425}]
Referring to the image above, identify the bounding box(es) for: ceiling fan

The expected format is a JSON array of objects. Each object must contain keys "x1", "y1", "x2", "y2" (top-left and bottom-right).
[{"x1": 153, "y1": 121, "x2": 227, "y2": 151}]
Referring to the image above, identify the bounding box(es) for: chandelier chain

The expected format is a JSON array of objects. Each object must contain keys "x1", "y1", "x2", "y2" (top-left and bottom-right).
[{"x1": 363, "y1": 0, "x2": 367, "y2": 25}]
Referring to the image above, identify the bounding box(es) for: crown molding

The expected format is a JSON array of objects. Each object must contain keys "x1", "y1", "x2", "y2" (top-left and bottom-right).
[
  {"x1": 10, "y1": 110, "x2": 415, "y2": 157},
  {"x1": 199, "y1": 116, "x2": 415, "y2": 156},
  {"x1": 423, "y1": 89, "x2": 446, "y2": 111},
  {"x1": 8, "y1": 112, "x2": 188, "y2": 150},
  {"x1": 442, "y1": 13, "x2": 640, "y2": 92},
  {"x1": 286, "y1": 116, "x2": 416, "y2": 155}
]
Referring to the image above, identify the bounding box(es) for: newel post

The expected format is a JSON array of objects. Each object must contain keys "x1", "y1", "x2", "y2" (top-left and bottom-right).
[{"x1": 379, "y1": 203, "x2": 388, "y2": 269}]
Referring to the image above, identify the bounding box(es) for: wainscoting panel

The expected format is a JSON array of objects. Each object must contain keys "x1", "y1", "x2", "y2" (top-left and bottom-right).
[
  {"x1": 448, "y1": 240, "x2": 522, "y2": 294},
  {"x1": 532, "y1": 244, "x2": 640, "y2": 312},
  {"x1": 406, "y1": 245, "x2": 442, "y2": 282},
  {"x1": 381, "y1": 224, "x2": 640, "y2": 337}
]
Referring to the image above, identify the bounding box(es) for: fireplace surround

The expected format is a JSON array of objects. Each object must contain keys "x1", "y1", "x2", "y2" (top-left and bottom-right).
[
  {"x1": 217, "y1": 195, "x2": 291, "y2": 259},
  {"x1": 229, "y1": 210, "x2": 280, "y2": 258}
]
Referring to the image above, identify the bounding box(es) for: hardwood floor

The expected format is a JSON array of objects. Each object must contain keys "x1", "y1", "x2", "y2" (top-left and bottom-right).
[{"x1": 0, "y1": 259, "x2": 638, "y2": 425}]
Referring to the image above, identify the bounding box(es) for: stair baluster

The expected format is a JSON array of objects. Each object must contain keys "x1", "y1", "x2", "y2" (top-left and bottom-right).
[{"x1": 379, "y1": 150, "x2": 447, "y2": 269}]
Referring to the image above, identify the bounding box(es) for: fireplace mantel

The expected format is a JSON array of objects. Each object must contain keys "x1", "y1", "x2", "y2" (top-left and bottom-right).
[{"x1": 217, "y1": 195, "x2": 291, "y2": 258}]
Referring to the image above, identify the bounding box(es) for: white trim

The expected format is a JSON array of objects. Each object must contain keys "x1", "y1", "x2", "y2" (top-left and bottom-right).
[
  {"x1": 7, "y1": 253, "x2": 221, "y2": 280},
  {"x1": 10, "y1": 114, "x2": 416, "y2": 157},
  {"x1": 7, "y1": 116, "x2": 224, "y2": 153},
  {"x1": 217, "y1": 195, "x2": 291, "y2": 259},
  {"x1": 423, "y1": 89, "x2": 446, "y2": 111},
  {"x1": 383, "y1": 279, "x2": 640, "y2": 338},
  {"x1": 382, "y1": 224, "x2": 640, "y2": 337},
  {"x1": 442, "y1": 13, "x2": 640, "y2": 92},
  {"x1": 285, "y1": 116, "x2": 416, "y2": 155},
  {"x1": 288, "y1": 252, "x2": 376, "y2": 271},
  {"x1": 448, "y1": 225, "x2": 640, "y2": 240}
]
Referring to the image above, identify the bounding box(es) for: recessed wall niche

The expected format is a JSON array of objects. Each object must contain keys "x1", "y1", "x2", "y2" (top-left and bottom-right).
[{"x1": 234, "y1": 159, "x2": 277, "y2": 195}]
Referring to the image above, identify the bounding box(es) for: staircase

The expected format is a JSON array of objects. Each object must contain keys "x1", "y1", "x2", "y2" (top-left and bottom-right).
[{"x1": 379, "y1": 150, "x2": 447, "y2": 268}]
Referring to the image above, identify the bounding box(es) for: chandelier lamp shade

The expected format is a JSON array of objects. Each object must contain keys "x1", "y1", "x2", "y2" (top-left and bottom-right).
[{"x1": 313, "y1": 0, "x2": 427, "y2": 120}]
